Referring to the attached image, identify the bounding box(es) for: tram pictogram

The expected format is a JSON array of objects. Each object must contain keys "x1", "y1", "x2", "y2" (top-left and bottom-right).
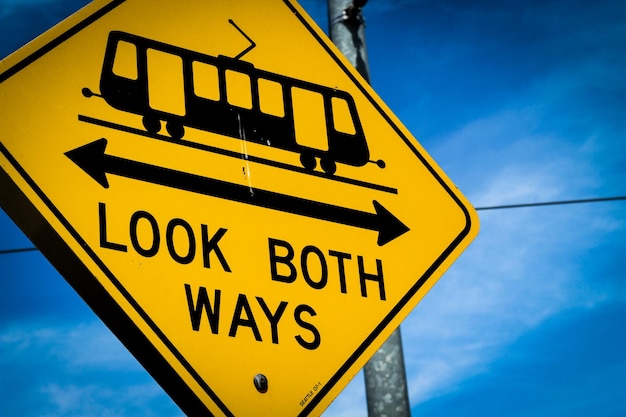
[{"x1": 83, "y1": 21, "x2": 385, "y2": 175}]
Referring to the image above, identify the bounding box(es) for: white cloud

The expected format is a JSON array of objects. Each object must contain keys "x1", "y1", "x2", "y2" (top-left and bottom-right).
[
  {"x1": 40, "y1": 384, "x2": 91, "y2": 416},
  {"x1": 38, "y1": 382, "x2": 173, "y2": 417},
  {"x1": 380, "y1": 75, "x2": 626, "y2": 405},
  {"x1": 1, "y1": 321, "x2": 136, "y2": 370},
  {"x1": 59, "y1": 322, "x2": 138, "y2": 370},
  {"x1": 1, "y1": 320, "x2": 183, "y2": 417},
  {"x1": 398, "y1": 212, "x2": 615, "y2": 407},
  {"x1": 323, "y1": 372, "x2": 368, "y2": 417}
]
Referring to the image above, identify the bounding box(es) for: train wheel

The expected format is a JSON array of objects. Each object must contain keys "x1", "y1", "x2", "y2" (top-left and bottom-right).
[
  {"x1": 300, "y1": 153, "x2": 316, "y2": 171},
  {"x1": 142, "y1": 116, "x2": 161, "y2": 134},
  {"x1": 166, "y1": 121, "x2": 185, "y2": 139},
  {"x1": 320, "y1": 158, "x2": 337, "y2": 175}
]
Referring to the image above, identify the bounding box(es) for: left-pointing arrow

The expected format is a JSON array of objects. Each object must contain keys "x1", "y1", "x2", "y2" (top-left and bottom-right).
[{"x1": 65, "y1": 138, "x2": 409, "y2": 245}]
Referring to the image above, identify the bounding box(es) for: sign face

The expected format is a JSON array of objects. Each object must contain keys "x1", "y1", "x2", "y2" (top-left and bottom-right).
[{"x1": 0, "y1": 1, "x2": 479, "y2": 416}]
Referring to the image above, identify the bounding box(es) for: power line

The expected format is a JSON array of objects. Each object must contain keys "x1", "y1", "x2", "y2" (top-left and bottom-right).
[
  {"x1": 0, "y1": 247, "x2": 39, "y2": 255},
  {"x1": 1, "y1": 195, "x2": 625, "y2": 256},
  {"x1": 475, "y1": 195, "x2": 626, "y2": 211}
]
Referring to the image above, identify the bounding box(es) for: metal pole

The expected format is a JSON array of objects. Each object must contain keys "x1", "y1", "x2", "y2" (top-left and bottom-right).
[
  {"x1": 327, "y1": 1, "x2": 412, "y2": 416},
  {"x1": 328, "y1": 0, "x2": 370, "y2": 82}
]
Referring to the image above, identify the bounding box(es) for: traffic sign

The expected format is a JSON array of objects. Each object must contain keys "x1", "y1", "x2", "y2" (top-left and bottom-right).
[{"x1": 0, "y1": 0, "x2": 479, "y2": 416}]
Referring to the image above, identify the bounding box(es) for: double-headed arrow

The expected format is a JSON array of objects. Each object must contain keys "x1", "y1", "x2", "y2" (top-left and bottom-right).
[{"x1": 66, "y1": 139, "x2": 409, "y2": 246}]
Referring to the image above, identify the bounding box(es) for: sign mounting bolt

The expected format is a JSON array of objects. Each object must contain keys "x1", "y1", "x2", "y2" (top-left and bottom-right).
[{"x1": 253, "y1": 374, "x2": 269, "y2": 393}]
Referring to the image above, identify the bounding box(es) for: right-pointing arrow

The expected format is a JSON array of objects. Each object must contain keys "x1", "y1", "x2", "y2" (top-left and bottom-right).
[
  {"x1": 66, "y1": 138, "x2": 410, "y2": 246},
  {"x1": 372, "y1": 201, "x2": 411, "y2": 246}
]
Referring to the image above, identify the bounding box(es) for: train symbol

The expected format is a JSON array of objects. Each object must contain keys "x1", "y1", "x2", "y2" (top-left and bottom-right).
[{"x1": 83, "y1": 23, "x2": 385, "y2": 175}]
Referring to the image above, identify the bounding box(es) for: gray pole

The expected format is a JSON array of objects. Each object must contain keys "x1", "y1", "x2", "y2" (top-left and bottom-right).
[{"x1": 327, "y1": 1, "x2": 412, "y2": 416}]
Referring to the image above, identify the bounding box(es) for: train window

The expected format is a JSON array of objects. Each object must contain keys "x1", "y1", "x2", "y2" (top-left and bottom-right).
[
  {"x1": 225, "y1": 70, "x2": 252, "y2": 109},
  {"x1": 192, "y1": 61, "x2": 220, "y2": 101},
  {"x1": 146, "y1": 48, "x2": 185, "y2": 116},
  {"x1": 112, "y1": 40, "x2": 138, "y2": 80},
  {"x1": 292, "y1": 87, "x2": 329, "y2": 151},
  {"x1": 331, "y1": 97, "x2": 356, "y2": 135},
  {"x1": 258, "y1": 79, "x2": 284, "y2": 117}
]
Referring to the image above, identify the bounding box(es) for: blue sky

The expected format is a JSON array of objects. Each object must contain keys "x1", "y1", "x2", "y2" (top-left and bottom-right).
[{"x1": 1, "y1": 0, "x2": 625, "y2": 416}]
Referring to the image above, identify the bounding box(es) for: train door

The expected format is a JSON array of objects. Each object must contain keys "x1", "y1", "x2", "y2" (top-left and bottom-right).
[
  {"x1": 146, "y1": 48, "x2": 186, "y2": 117},
  {"x1": 224, "y1": 69, "x2": 253, "y2": 110},
  {"x1": 257, "y1": 78, "x2": 285, "y2": 118},
  {"x1": 292, "y1": 87, "x2": 329, "y2": 151},
  {"x1": 192, "y1": 61, "x2": 220, "y2": 101}
]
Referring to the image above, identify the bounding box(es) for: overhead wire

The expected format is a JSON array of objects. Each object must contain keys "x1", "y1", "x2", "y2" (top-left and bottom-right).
[
  {"x1": 475, "y1": 195, "x2": 626, "y2": 211},
  {"x1": 1, "y1": 195, "x2": 625, "y2": 255},
  {"x1": 0, "y1": 247, "x2": 40, "y2": 255}
]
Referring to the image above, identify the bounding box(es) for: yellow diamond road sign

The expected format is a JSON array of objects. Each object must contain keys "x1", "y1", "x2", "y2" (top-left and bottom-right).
[{"x1": 0, "y1": 0, "x2": 479, "y2": 415}]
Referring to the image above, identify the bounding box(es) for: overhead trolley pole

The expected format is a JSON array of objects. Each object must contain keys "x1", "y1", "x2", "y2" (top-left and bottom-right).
[{"x1": 327, "y1": 1, "x2": 412, "y2": 416}]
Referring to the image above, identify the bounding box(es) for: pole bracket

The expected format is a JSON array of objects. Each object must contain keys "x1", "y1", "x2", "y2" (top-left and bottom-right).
[{"x1": 330, "y1": 2, "x2": 366, "y2": 26}]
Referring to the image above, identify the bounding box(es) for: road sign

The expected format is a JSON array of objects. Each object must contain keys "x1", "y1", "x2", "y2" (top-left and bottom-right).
[{"x1": 0, "y1": 0, "x2": 479, "y2": 416}]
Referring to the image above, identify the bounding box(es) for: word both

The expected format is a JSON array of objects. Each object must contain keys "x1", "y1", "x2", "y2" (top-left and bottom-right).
[{"x1": 268, "y1": 238, "x2": 386, "y2": 301}]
